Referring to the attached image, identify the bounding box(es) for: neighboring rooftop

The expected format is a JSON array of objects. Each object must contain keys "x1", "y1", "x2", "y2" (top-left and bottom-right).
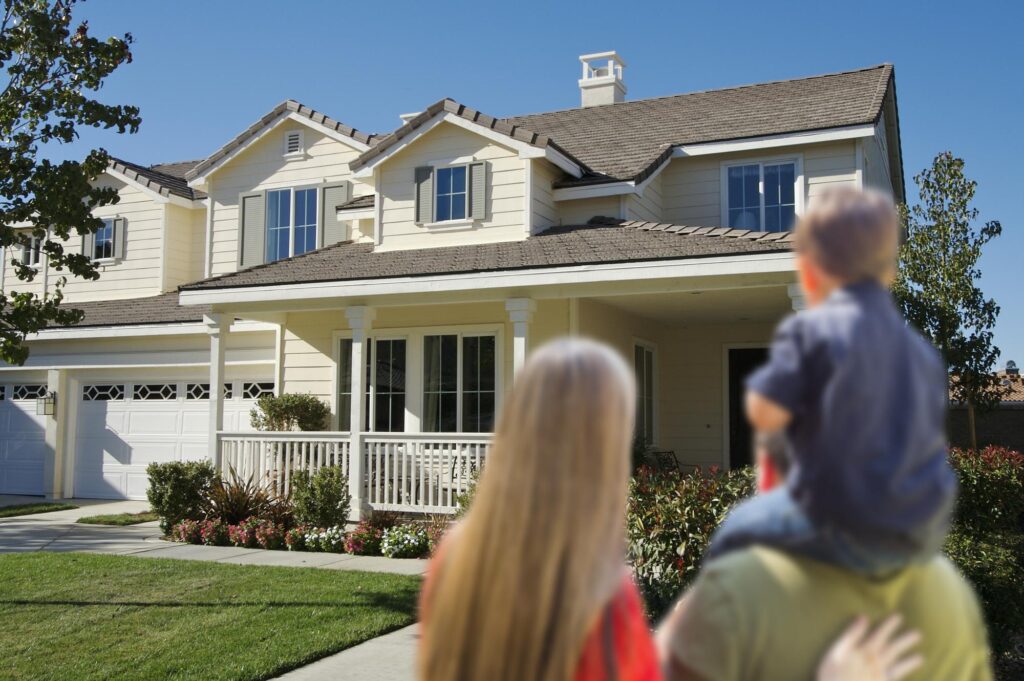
[
  {"x1": 181, "y1": 218, "x2": 793, "y2": 292},
  {"x1": 66, "y1": 292, "x2": 209, "y2": 327},
  {"x1": 109, "y1": 157, "x2": 206, "y2": 200}
]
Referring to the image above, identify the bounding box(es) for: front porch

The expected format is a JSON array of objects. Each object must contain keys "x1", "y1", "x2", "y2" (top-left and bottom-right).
[{"x1": 197, "y1": 256, "x2": 800, "y2": 517}]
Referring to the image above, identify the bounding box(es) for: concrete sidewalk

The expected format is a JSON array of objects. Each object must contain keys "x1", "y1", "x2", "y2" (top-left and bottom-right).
[
  {"x1": 275, "y1": 624, "x2": 418, "y2": 680},
  {"x1": 0, "y1": 499, "x2": 427, "y2": 575}
]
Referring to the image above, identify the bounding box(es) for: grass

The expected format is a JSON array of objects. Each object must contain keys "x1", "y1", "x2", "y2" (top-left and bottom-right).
[
  {"x1": 0, "y1": 502, "x2": 77, "y2": 518},
  {"x1": 0, "y1": 552, "x2": 421, "y2": 681},
  {"x1": 76, "y1": 511, "x2": 159, "y2": 526}
]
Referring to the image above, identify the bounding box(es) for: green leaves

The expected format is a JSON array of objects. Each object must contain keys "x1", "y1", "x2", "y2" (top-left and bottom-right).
[
  {"x1": 893, "y1": 151, "x2": 1007, "y2": 412},
  {"x1": 0, "y1": 0, "x2": 139, "y2": 364}
]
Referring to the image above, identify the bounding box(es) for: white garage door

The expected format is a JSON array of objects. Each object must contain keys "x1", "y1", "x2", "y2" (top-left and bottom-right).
[
  {"x1": 74, "y1": 380, "x2": 271, "y2": 500},
  {"x1": 0, "y1": 384, "x2": 48, "y2": 495}
]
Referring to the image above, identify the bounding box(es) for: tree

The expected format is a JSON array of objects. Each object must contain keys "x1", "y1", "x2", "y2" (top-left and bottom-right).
[
  {"x1": 892, "y1": 151, "x2": 1006, "y2": 448},
  {"x1": 0, "y1": 0, "x2": 139, "y2": 365}
]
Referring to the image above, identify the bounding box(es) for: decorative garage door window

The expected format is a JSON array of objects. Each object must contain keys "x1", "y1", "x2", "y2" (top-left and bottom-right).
[
  {"x1": 83, "y1": 384, "x2": 126, "y2": 401},
  {"x1": 13, "y1": 384, "x2": 46, "y2": 400},
  {"x1": 243, "y1": 382, "x2": 274, "y2": 399},
  {"x1": 133, "y1": 383, "x2": 178, "y2": 401},
  {"x1": 224, "y1": 383, "x2": 234, "y2": 399},
  {"x1": 0, "y1": 386, "x2": 6, "y2": 400},
  {"x1": 186, "y1": 383, "x2": 210, "y2": 400}
]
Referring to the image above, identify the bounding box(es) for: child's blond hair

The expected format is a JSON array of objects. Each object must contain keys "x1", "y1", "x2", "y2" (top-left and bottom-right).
[{"x1": 794, "y1": 187, "x2": 899, "y2": 284}]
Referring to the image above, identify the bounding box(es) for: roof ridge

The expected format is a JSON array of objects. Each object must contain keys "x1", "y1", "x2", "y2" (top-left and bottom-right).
[{"x1": 506, "y1": 63, "x2": 892, "y2": 120}]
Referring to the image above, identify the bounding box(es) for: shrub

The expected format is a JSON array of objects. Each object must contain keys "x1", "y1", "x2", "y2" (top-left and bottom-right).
[
  {"x1": 250, "y1": 393, "x2": 330, "y2": 432},
  {"x1": 345, "y1": 521, "x2": 385, "y2": 555},
  {"x1": 305, "y1": 526, "x2": 346, "y2": 553},
  {"x1": 285, "y1": 526, "x2": 309, "y2": 551},
  {"x1": 199, "y1": 519, "x2": 228, "y2": 546},
  {"x1": 254, "y1": 520, "x2": 285, "y2": 550},
  {"x1": 627, "y1": 465, "x2": 755, "y2": 617},
  {"x1": 170, "y1": 519, "x2": 203, "y2": 544},
  {"x1": 147, "y1": 461, "x2": 219, "y2": 534},
  {"x1": 424, "y1": 515, "x2": 451, "y2": 555},
  {"x1": 382, "y1": 523, "x2": 431, "y2": 559},
  {"x1": 228, "y1": 518, "x2": 261, "y2": 548},
  {"x1": 203, "y1": 469, "x2": 275, "y2": 525},
  {"x1": 291, "y1": 466, "x2": 351, "y2": 528},
  {"x1": 950, "y1": 446, "x2": 1024, "y2": 534}
]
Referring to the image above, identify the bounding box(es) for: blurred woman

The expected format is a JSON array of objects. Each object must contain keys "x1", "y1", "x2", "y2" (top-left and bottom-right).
[{"x1": 419, "y1": 338, "x2": 655, "y2": 681}]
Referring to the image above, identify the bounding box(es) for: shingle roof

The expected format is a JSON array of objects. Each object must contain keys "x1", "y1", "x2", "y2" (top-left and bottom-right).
[
  {"x1": 506, "y1": 64, "x2": 895, "y2": 185},
  {"x1": 337, "y1": 195, "x2": 374, "y2": 211},
  {"x1": 181, "y1": 218, "x2": 793, "y2": 292},
  {"x1": 66, "y1": 292, "x2": 209, "y2": 327},
  {"x1": 184, "y1": 100, "x2": 379, "y2": 183},
  {"x1": 350, "y1": 98, "x2": 590, "y2": 174},
  {"x1": 108, "y1": 157, "x2": 205, "y2": 200}
]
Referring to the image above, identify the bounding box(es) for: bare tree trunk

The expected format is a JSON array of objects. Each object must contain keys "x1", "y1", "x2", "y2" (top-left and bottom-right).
[{"x1": 967, "y1": 400, "x2": 978, "y2": 451}]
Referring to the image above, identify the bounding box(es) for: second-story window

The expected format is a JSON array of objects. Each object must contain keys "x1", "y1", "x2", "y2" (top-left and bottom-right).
[
  {"x1": 24, "y1": 235, "x2": 42, "y2": 267},
  {"x1": 435, "y1": 165, "x2": 467, "y2": 222},
  {"x1": 265, "y1": 187, "x2": 318, "y2": 263},
  {"x1": 94, "y1": 219, "x2": 114, "y2": 260},
  {"x1": 726, "y1": 161, "x2": 797, "y2": 232}
]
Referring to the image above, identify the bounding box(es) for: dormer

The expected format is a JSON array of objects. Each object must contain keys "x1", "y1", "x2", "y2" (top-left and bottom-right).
[{"x1": 578, "y1": 51, "x2": 626, "y2": 107}]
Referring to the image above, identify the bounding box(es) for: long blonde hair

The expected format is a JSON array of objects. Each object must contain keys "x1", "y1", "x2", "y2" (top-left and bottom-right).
[{"x1": 419, "y1": 338, "x2": 636, "y2": 681}]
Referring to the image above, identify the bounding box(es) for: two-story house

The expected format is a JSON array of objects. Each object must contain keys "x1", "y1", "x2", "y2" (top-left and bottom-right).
[{"x1": 0, "y1": 55, "x2": 903, "y2": 514}]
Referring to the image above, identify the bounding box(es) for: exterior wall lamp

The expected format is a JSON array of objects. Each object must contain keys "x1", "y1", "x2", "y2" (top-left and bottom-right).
[{"x1": 36, "y1": 391, "x2": 56, "y2": 416}]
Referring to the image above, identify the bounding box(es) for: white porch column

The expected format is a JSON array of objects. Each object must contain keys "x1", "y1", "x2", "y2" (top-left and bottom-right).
[
  {"x1": 505, "y1": 298, "x2": 536, "y2": 375},
  {"x1": 205, "y1": 314, "x2": 228, "y2": 469},
  {"x1": 345, "y1": 305, "x2": 375, "y2": 519},
  {"x1": 787, "y1": 283, "x2": 806, "y2": 311}
]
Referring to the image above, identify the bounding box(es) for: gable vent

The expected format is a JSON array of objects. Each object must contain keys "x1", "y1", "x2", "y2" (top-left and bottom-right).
[{"x1": 284, "y1": 130, "x2": 304, "y2": 156}]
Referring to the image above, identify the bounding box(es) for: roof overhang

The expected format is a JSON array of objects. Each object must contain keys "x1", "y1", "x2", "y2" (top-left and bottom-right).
[
  {"x1": 673, "y1": 124, "x2": 876, "y2": 158},
  {"x1": 104, "y1": 164, "x2": 197, "y2": 209},
  {"x1": 178, "y1": 251, "x2": 795, "y2": 308},
  {"x1": 187, "y1": 105, "x2": 372, "y2": 189},
  {"x1": 352, "y1": 110, "x2": 584, "y2": 180},
  {"x1": 27, "y1": 319, "x2": 276, "y2": 341},
  {"x1": 335, "y1": 206, "x2": 375, "y2": 221}
]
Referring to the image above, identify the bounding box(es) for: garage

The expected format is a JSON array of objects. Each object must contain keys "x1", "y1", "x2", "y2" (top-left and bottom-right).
[
  {"x1": 0, "y1": 383, "x2": 49, "y2": 495},
  {"x1": 74, "y1": 379, "x2": 271, "y2": 500}
]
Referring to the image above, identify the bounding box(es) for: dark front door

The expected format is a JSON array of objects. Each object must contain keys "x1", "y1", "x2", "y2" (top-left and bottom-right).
[{"x1": 727, "y1": 347, "x2": 769, "y2": 469}]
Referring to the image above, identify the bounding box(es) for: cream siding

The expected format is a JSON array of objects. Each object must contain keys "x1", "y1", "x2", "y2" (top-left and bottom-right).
[
  {"x1": 556, "y1": 196, "x2": 621, "y2": 225},
  {"x1": 162, "y1": 204, "x2": 205, "y2": 290},
  {"x1": 625, "y1": 171, "x2": 663, "y2": 223},
  {"x1": 376, "y1": 122, "x2": 527, "y2": 251},
  {"x1": 208, "y1": 122, "x2": 364, "y2": 276},
  {"x1": 662, "y1": 141, "x2": 859, "y2": 227},
  {"x1": 530, "y1": 159, "x2": 559, "y2": 233}
]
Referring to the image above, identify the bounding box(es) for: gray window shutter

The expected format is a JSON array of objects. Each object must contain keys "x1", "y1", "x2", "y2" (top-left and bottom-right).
[
  {"x1": 17, "y1": 241, "x2": 27, "y2": 266},
  {"x1": 414, "y1": 166, "x2": 434, "y2": 224},
  {"x1": 239, "y1": 192, "x2": 266, "y2": 269},
  {"x1": 81, "y1": 231, "x2": 96, "y2": 261},
  {"x1": 469, "y1": 161, "x2": 488, "y2": 220},
  {"x1": 112, "y1": 218, "x2": 126, "y2": 260},
  {"x1": 321, "y1": 182, "x2": 351, "y2": 247}
]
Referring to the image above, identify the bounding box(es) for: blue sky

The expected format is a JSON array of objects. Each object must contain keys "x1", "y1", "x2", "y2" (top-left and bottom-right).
[{"x1": 55, "y1": 0, "x2": 1023, "y2": 364}]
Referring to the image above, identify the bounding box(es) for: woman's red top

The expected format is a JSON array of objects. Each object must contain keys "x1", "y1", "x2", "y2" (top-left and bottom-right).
[{"x1": 420, "y1": 538, "x2": 663, "y2": 681}]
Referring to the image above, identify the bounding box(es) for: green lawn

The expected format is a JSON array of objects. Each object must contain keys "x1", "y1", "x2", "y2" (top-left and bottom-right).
[
  {"x1": 0, "y1": 553, "x2": 421, "y2": 681},
  {"x1": 76, "y1": 511, "x2": 159, "y2": 526},
  {"x1": 0, "y1": 502, "x2": 77, "y2": 518}
]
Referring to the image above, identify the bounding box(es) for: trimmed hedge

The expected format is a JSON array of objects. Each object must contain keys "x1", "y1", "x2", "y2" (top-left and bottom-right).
[
  {"x1": 291, "y1": 466, "x2": 351, "y2": 528},
  {"x1": 146, "y1": 461, "x2": 219, "y2": 534}
]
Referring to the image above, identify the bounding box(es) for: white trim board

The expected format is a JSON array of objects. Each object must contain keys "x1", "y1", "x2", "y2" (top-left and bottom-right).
[
  {"x1": 29, "y1": 319, "x2": 277, "y2": 341},
  {"x1": 674, "y1": 124, "x2": 875, "y2": 158},
  {"x1": 179, "y1": 251, "x2": 796, "y2": 306},
  {"x1": 352, "y1": 111, "x2": 583, "y2": 180}
]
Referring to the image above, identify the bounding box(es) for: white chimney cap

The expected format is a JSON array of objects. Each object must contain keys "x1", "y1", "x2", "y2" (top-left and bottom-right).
[{"x1": 579, "y1": 51, "x2": 627, "y2": 67}]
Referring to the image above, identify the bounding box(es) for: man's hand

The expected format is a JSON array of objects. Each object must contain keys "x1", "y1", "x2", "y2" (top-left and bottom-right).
[{"x1": 745, "y1": 390, "x2": 792, "y2": 432}]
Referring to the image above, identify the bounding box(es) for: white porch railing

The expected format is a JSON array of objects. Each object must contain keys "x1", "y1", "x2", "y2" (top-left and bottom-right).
[
  {"x1": 215, "y1": 431, "x2": 491, "y2": 514},
  {"x1": 218, "y1": 431, "x2": 352, "y2": 497},
  {"x1": 364, "y1": 434, "x2": 490, "y2": 514}
]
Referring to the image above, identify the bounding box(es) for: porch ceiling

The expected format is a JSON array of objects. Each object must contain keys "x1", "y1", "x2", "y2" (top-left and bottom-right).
[{"x1": 589, "y1": 285, "x2": 792, "y2": 326}]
